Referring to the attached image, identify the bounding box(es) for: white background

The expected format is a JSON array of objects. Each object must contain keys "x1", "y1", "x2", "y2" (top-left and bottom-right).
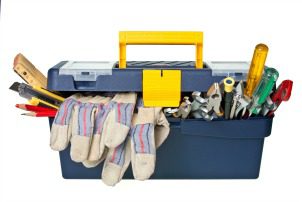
[{"x1": 0, "y1": 0, "x2": 301, "y2": 201}]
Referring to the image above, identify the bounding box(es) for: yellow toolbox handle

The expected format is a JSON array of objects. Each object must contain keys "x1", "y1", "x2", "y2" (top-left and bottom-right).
[{"x1": 119, "y1": 31, "x2": 203, "y2": 69}]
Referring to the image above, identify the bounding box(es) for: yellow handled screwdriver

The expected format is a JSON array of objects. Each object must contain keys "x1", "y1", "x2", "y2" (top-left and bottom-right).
[{"x1": 244, "y1": 43, "x2": 269, "y2": 98}]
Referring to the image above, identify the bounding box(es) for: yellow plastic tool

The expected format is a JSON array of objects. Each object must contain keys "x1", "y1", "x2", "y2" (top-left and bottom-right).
[
  {"x1": 32, "y1": 85, "x2": 65, "y2": 102},
  {"x1": 143, "y1": 70, "x2": 181, "y2": 107},
  {"x1": 244, "y1": 43, "x2": 269, "y2": 97},
  {"x1": 29, "y1": 97, "x2": 59, "y2": 109},
  {"x1": 223, "y1": 77, "x2": 235, "y2": 93},
  {"x1": 119, "y1": 31, "x2": 203, "y2": 68}
]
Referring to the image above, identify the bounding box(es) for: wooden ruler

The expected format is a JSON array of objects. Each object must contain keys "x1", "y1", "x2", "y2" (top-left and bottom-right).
[{"x1": 13, "y1": 53, "x2": 47, "y2": 88}]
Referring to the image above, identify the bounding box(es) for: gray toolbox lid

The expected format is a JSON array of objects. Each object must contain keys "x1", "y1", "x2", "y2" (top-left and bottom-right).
[
  {"x1": 58, "y1": 61, "x2": 115, "y2": 81},
  {"x1": 206, "y1": 61, "x2": 250, "y2": 80}
]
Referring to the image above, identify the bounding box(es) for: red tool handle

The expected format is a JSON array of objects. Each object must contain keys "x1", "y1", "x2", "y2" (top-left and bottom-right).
[
  {"x1": 267, "y1": 80, "x2": 293, "y2": 117},
  {"x1": 271, "y1": 80, "x2": 293, "y2": 105}
]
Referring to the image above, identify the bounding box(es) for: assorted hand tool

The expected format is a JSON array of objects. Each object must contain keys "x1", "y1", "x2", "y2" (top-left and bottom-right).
[
  {"x1": 223, "y1": 77, "x2": 235, "y2": 119},
  {"x1": 206, "y1": 83, "x2": 224, "y2": 117},
  {"x1": 13, "y1": 53, "x2": 48, "y2": 88},
  {"x1": 261, "y1": 80, "x2": 293, "y2": 117},
  {"x1": 190, "y1": 91, "x2": 214, "y2": 121},
  {"x1": 16, "y1": 104, "x2": 58, "y2": 117},
  {"x1": 10, "y1": 53, "x2": 66, "y2": 117},
  {"x1": 162, "y1": 43, "x2": 292, "y2": 121},
  {"x1": 244, "y1": 43, "x2": 269, "y2": 98},
  {"x1": 173, "y1": 96, "x2": 192, "y2": 119},
  {"x1": 248, "y1": 67, "x2": 279, "y2": 116},
  {"x1": 178, "y1": 83, "x2": 223, "y2": 121},
  {"x1": 229, "y1": 81, "x2": 250, "y2": 119},
  {"x1": 10, "y1": 82, "x2": 64, "y2": 109},
  {"x1": 167, "y1": 71, "x2": 291, "y2": 121},
  {"x1": 22, "y1": 111, "x2": 57, "y2": 117}
]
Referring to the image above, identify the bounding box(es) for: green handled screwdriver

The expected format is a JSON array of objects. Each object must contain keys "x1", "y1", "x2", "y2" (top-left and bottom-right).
[{"x1": 249, "y1": 67, "x2": 279, "y2": 116}]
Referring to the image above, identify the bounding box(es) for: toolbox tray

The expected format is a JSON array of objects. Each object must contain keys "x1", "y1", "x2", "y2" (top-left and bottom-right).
[
  {"x1": 47, "y1": 61, "x2": 248, "y2": 92},
  {"x1": 48, "y1": 116, "x2": 273, "y2": 179}
]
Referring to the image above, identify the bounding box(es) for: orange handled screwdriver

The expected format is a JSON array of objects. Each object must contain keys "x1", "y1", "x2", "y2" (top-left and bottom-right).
[{"x1": 245, "y1": 44, "x2": 269, "y2": 98}]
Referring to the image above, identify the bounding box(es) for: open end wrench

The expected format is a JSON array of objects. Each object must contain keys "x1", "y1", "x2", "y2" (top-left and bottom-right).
[
  {"x1": 174, "y1": 96, "x2": 192, "y2": 119},
  {"x1": 191, "y1": 91, "x2": 207, "y2": 112},
  {"x1": 230, "y1": 81, "x2": 244, "y2": 119},
  {"x1": 235, "y1": 96, "x2": 251, "y2": 118},
  {"x1": 230, "y1": 94, "x2": 240, "y2": 119}
]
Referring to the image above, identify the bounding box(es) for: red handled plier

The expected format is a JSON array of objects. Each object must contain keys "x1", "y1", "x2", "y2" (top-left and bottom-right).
[{"x1": 263, "y1": 80, "x2": 293, "y2": 117}]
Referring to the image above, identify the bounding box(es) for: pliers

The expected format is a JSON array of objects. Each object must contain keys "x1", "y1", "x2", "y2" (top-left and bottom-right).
[{"x1": 261, "y1": 80, "x2": 293, "y2": 117}]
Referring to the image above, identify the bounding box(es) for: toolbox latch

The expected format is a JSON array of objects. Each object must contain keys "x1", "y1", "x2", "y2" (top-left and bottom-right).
[{"x1": 143, "y1": 70, "x2": 181, "y2": 107}]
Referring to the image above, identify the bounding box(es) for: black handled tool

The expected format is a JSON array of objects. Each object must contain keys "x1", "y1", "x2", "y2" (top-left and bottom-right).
[{"x1": 223, "y1": 77, "x2": 235, "y2": 119}]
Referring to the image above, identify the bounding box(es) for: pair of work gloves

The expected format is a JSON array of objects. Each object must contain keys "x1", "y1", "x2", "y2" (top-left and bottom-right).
[{"x1": 50, "y1": 93, "x2": 170, "y2": 186}]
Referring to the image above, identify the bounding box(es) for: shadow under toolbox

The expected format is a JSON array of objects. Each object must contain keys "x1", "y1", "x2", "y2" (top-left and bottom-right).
[{"x1": 47, "y1": 31, "x2": 274, "y2": 179}]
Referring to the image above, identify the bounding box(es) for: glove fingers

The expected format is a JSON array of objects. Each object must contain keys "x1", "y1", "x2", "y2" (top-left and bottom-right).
[
  {"x1": 130, "y1": 121, "x2": 156, "y2": 180},
  {"x1": 50, "y1": 124, "x2": 71, "y2": 151},
  {"x1": 87, "y1": 134, "x2": 102, "y2": 161},
  {"x1": 102, "y1": 137, "x2": 131, "y2": 186},
  {"x1": 82, "y1": 148, "x2": 108, "y2": 168},
  {"x1": 87, "y1": 131, "x2": 107, "y2": 161},
  {"x1": 70, "y1": 102, "x2": 96, "y2": 162},
  {"x1": 129, "y1": 101, "x2": 169, "y2": 181},
  {"x1": 87, "y1": 103, "x2": 112, "y2": 161},
  {"x1": 117, "y1": 139, "x2": 131, "y2": 182},
  {"x1": 50, "y1": 96, "x2": 78, "y2": 151},
  {"x1": 154, "y1": 111, "x2": 170, "y2": 148},
  {"x1": 103, "y1": 93, "x2": 136, "y2": 148}
]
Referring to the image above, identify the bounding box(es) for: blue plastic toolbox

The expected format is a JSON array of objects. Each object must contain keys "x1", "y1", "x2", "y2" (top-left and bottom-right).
[{"x1": 47, "y1": 60, "x2": 273, "y2": 179}]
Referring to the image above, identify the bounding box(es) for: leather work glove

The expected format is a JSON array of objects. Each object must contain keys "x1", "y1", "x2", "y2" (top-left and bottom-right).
[
  {"x1": 102, "y1": 93, "x2": 137, "y2": 148},
  {"x1": 82, "y1": 93, "x2": 136, "y2": 168},
  {"x1": 130, "y1": 98, "x2": 170, "y2": 181},
  {"x1": 101, "y1": 135, "x2": 132, "y2": 186},
  {"x1": 50, "y1": 94, "x2": 81, "y2": 151},
  {"x1": 70, "y1": 95, "x2": 111, "y2": 163},
  {"x1": 101, "y1": 98, "x2": 170, "y2": 186},
  {"x1": 82, "y1": 101, "x2": 112, "y2": 168}
]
